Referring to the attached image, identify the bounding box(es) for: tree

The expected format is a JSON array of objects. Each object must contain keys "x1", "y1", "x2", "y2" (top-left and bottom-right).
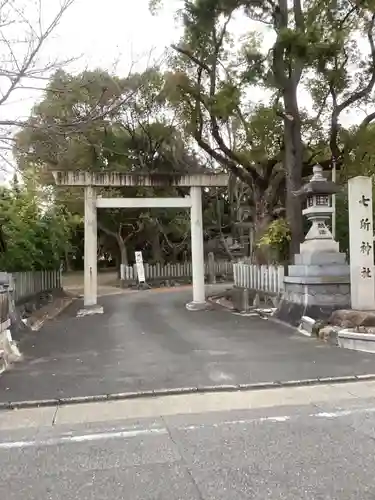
[
  {"x1": 14, "y1": 68, "x2": 205, "y2": 269},
  {"x1": 0, "y1": 174, "x2": 71, "y2": 271},
  {"x1": 0, "y1": 0, "x2": 76, "y2": 161},
  {"x1": 157, "y1": 0, "x2": 375, "y2": 257},
  {"x1": 0, "y1": 0, "x2": 144, "y2": 182}
]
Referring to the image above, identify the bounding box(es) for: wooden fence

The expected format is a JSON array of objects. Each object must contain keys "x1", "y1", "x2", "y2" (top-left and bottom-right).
[
  {"x1": 123, "y1": 260, "x2": 233, "y2": 282},
  {"x1": 0, "y1": 269, "x2": 61, "y2": 337},
  {"x1": 233, "y1": 262, "x2": 285, "y2": 295},
  {"x1": 9, "y1": 270, "x2": 62, "y2": 303}
]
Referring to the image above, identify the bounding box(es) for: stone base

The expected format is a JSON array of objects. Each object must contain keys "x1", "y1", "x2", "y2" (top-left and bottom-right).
[
  {"x1": 276, "y1": 300, "x2": 345, "y2": 326},
  {"x1": 294, "y1": 251, "x2": 347, "y2": 265},
  {"x1": 186, "y1": 301, "x2": 209, "y2": 312},
  {"x1": 275, "y1": 281, "x2": 350, "y2": 326},
  {"x1": 338, "y1": 330, "x2": 375, "y2": 354},
  {"x1": 0, "y1": 329, "x2": 22, "y2": 374},
  {"x1": 76, "y1": 304, "x2": 104, "y2": 317}
]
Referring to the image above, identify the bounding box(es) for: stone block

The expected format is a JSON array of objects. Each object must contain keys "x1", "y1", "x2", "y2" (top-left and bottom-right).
[
  {"x1": 288, "y1": 264, "x2": 350, "y2": 277},
  {"x1": 283, "y1": 282, "x2": 350, "y2": 307},
  {"x1": 284, "y1": 276, "x2": 350, "y2": 285},
  {"x1": 338, "y1": 330, "x2": 375, "y2": 353},
  {"x1": 298, "y1": 316, "x2": 316, "y2": 336},
  {"x1": 294, "y1": 252, "x2": 347, "y2": 265}
]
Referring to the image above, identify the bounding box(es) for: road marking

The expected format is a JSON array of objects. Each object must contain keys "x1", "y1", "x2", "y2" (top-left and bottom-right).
[
  {"x1": 178, "y1": 406, "x2": 375, "y2": 432},
  {"x1": 2, "y1": 405, "x2": 375, "y2": 450},
  {"x1": 0, "y1": 427, "x2": 168, "y2": 450},
  {"x1": 315, "y1": 407, "x2": 375, "y2": 418}
]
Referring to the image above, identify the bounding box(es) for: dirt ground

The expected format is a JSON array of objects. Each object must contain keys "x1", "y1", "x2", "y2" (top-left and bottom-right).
[{"x1": 62, "y1": 270, "x2": 123, "y2": 297}]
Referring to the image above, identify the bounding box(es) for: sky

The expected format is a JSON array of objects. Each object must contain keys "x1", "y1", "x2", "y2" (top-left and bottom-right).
[
  {"x1": 0, "y1": 0, "x2": 185, "y2": 180},
  {"x1": 0, "y1": 0, "x2": 371, "y2": 181},
  {"x1": 2, "y1": 0, "x2": 183, "y2": 123}
]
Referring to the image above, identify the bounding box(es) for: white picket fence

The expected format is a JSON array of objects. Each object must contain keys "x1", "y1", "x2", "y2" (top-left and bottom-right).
[
  {"x1": 233, "y1": 262, "x2": 284, "y2": 295},
  {"x1": 11, "y1": 270, "x2": 62, "y2": 303},
  {"x1": 123, "y1": 260, "x2": 233, "y2": 282}
]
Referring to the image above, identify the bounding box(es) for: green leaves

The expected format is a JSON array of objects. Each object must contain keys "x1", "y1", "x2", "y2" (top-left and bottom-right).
[
  {"x1": 0, "y1": 182, "x2": 71, "y2": 271},
  {"x1": 257, "y1": 218, "x2": 291, "y2": 262},
  {"x1": 209, "y1": 82, "x2": 241, "y2": 120}
]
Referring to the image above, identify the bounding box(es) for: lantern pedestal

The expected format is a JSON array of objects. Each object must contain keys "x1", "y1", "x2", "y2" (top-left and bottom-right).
[
  {"x1": 276, "y1": 165, "x2": 350, "y2": 326},
  {"x1": 276, "y1": 251, "x2": 350, "y2": 327}
]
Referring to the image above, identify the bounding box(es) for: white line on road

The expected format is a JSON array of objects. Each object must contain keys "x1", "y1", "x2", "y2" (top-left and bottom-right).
[
  {"x1": 180, "y1": 406, "x2": 375, "y2": 432},
  {"x1": 0, "y1": 427, "x2": 168, "y2": 450},
  {"x1": 314, "y1": 407, "x2": 375, "y2": 418},
  {"x1": 2, "y1": 405, "x2": 375, "y2": 450}
]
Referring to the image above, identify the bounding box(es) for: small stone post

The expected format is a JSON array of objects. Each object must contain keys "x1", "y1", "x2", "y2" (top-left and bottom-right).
[{"x1": 348, "y1": 176, "x2": 375, "y2": 310}]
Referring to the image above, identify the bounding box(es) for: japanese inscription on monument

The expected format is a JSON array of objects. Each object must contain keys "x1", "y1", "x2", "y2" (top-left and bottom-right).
[{"x1": 348, "y1": 176, "x2": 375, "y2": 310}]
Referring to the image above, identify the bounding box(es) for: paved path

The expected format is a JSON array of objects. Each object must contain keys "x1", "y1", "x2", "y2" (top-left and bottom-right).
[
  {"x1": 62, "y1": 270, "x2": 128, "y2": 297},
  {"x1": 2, "y1": 383, "x2": 375, "y2": 499},
  {"x1": 0, "y1": 287, "x2": 375, "y2": 403}
]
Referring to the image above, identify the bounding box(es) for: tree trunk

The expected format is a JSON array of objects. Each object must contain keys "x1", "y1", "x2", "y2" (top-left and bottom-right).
[
  {"x1": 253, "y1": 212, "x2": 272, "y2": 264},
  {"x1": 284, "y1": 86, "x2": 304, "y2": 258},
  {"x1": 116, "y1": 235, "x2": 128, "y2": 287},
  {"x1": 150, "y1": 230, "x2": 163, "y2": 263},
  {"x1": 117, "y1": 236, "x2": 128, "y2": 265}
]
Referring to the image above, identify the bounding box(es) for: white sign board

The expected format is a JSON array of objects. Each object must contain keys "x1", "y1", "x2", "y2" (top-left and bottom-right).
[
  {"x1": 348, "y1": 176, "x2": 375, "y2": 310},
  {"x1": 134, "y1": 251, "x2": 145, "y2": 283}
]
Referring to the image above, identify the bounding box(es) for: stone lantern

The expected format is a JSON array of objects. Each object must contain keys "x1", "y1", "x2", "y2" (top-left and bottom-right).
[
  {"x1": 297, "y1": 164, "x2": 340, "y2": 254},
  {"x1": 276, "y1": 164, "x2": 350, "y2": 326}
]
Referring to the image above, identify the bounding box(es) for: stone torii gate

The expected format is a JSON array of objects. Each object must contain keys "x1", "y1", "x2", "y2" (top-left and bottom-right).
[{"x1": 52, "y1": 171, "x2": 229, "y2": 311}]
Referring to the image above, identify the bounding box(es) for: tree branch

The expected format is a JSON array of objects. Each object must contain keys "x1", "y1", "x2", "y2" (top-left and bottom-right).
[{"x1": 336, "y1": 13, "x2": 375, "y2": 115}]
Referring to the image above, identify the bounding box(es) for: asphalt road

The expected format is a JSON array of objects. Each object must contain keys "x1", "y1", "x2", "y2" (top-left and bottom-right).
[
  {"x1": 1, "y1": 382, "x2": 375, "y2": 499},
  {"x1": 1, "y1": 287, "x2": 375, "y2": 403}
]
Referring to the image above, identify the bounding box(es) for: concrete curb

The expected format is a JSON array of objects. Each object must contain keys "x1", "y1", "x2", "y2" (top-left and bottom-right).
[
  {"x1": 28, "y1": 295, "x2": 76, "y2": 332},
  {"x1": 1, "y1": 374, "x2": 375, "y2": 411}
]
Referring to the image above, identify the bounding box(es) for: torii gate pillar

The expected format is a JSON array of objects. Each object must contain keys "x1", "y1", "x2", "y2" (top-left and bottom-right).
[
  {"x1": 84, "y1": 185, "x2": 98, "y2": 308},
  {"x1": 186, "y1": 186, "x2": 206, "y2": 310}
]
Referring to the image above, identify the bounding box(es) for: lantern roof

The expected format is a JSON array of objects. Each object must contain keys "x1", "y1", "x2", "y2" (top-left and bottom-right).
[{"x1": 293, "y1": 164, "x2": 340, "y2": 198}]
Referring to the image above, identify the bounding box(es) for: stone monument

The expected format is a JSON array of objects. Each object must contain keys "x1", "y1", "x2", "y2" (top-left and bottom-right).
[
  {"x1": 276, "y1": 164, "x2": 350, "y2": 325},
  {"x1": 347, "y1": 176, "x2": 375, "y2": 310},
  {"x1": 334, "y1": 176, "x2": 375, "y2": 352}
]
